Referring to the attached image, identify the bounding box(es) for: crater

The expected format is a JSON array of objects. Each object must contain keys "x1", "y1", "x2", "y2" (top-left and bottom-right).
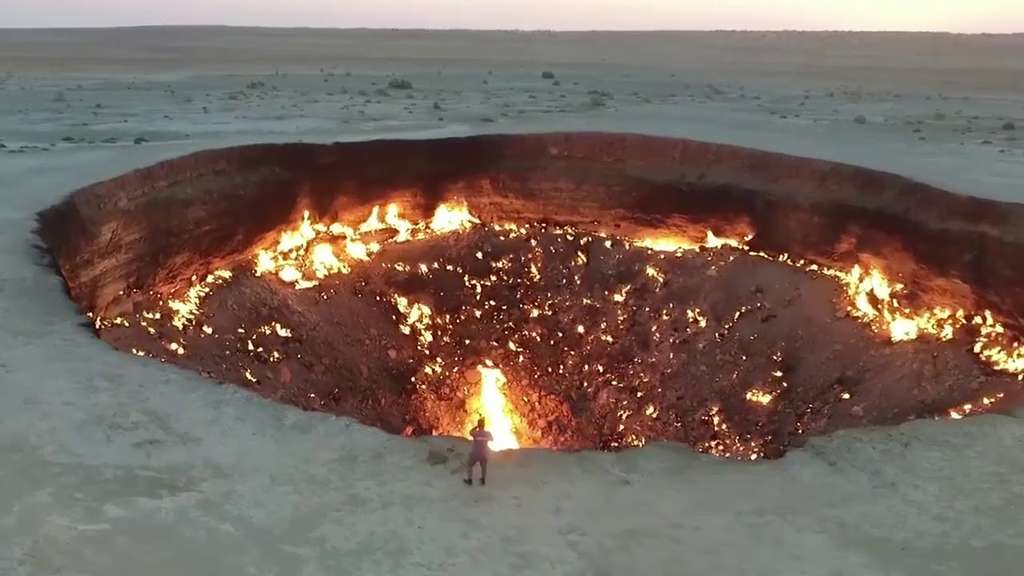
[{"x1": 37, "y1": 133, "x2": 1024, "y2": 459}]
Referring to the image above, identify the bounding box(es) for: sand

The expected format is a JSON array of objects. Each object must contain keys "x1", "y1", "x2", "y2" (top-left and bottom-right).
[{"x1": 1, "y1": 28, "x2": 1023, "y2": 575}]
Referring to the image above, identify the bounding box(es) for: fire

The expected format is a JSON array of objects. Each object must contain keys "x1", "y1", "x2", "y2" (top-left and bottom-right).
[
  {"x1": 166, "y1": 269, "x2": 232, "y2": 330},
  {"x1": 392, "y1": 295, "x2": 434, "y2": 352},
  {"x1": 310, "y1": 243, "x2": 349, "y2": 278},
  {"x1": 466, "y1": 363, "x2": 521, "y2": 451},
  {"x1": 745, "y1": 389, "x2": 775, "y2": 405},
  {"x1": 384, "y1": 204, "x2": 415, "y2": 241},
  {"x1": 814, "y1": 264, "x2": 966, "y2": 344},
  {"x1": 253, "y1": 200, "x2": 480, "y2": 289},
  {"x1": 636, "y1": 235, "x2": 700, "y2": 252},
  {"x1": 101, "y1": 194, "x2": 1024, "y2": 457},
  {"x1": 430, "y1": 202, "x2": 480, "y2": 233},
  {"x1": 973, "y1": 312, "x2": 1024, "y2": 378},
  {"x1": 636, "y1": 229, "x2": 752, "y2": 253}
]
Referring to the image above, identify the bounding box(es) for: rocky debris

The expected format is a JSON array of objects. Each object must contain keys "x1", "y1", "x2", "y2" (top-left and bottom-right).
[{"x1": 854, "y1": 114, "x2": 867, "y2": 124}]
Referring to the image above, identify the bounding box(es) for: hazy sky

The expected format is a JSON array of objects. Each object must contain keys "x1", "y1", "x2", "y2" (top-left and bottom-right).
[{"x1": 3, "y1": 0, "x2": 1022, "y2": 33}]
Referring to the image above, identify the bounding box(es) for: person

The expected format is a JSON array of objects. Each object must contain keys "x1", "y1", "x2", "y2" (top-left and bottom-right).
[{"x1": 464, "y1": 418, "x2": 493, "y2": 486}]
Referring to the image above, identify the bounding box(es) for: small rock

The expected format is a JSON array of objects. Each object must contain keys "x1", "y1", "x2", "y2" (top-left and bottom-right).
[
  {"x1": 133, "y1": 136, "x2": 149, "y2": 145},
  {"x1": 426, "y1": 448, "x2": 449, "y2": 466},
  {"x1": 1003, "y1": 121, "x2": 1016, "y2": 131},
  {"x1": 387, "y1": 348, "x2": 398, "y2": 360},
  {"x1": 854, "y1": 114, "x2": 867, "y2": 125},
  {"x1": 541, "y1": 70, "x2": 556, "y2": 80}
]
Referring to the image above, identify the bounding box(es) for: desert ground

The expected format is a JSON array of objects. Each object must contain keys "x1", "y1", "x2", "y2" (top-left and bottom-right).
[{"x1": 1, "y1": 28, "x2": 1023, "y2": 576}]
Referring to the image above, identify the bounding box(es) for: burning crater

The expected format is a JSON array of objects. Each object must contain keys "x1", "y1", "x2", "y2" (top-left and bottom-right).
[{"x1": 38, "y1": 133, "x2": 1024, "y2": 459}]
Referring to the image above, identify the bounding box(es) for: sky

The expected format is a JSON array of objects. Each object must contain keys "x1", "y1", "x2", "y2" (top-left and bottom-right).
[{"x1": 2, "y1": 0, "x2": 1022, "y2": 33}]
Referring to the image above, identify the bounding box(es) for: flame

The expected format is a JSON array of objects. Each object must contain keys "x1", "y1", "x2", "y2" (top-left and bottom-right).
[
  {"x1": 745, "y1": 389, "x2": 775, "y2": 405},
  {"x1": 253, "y1": 201, "x2": 481, "y2": 289},
  {"x1": 310, "y1": 243, "x2": 350, "y2": 278},
  {"x1": 393, "y1": 295, "x2": 434, "y2": 352},
  {"x1": 166, "y1": 270, "x2": 232, "y2": 330},
  {"x1": 384, "y1": 203, "x2": 415, "y2": 241},
  {"x1": 430, "y1": 201, "x2": 480, "y2": 233},
  {"x1": 466, "y1": 363, "x2": 520, "y2": 451},
  {"x1": 636, "y1": 236, "x2": 700, "y2": 252},
  {"x1": 105, "y1": 197, "x2": 1024, "y2": 453},
  {"x1": 973, "y1": 311, "x2": 1024, "y2": 378},
  {"x1": 344, "y1": 239, "x2": 372, "y2": 261},
  {"x1": 822, "y1": 264, "x2": 966, "y2": 344},
  {"x1": 358, "y1": 205, "x2": 385, "y2": 234},
  {"x1": 636, "y1": 229, "x2": 751, "y2": 253}
]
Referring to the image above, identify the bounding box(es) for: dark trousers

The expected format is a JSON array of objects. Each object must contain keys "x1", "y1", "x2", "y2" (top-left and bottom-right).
[{"x1": 467, "y1": 453, "x2": 488, "y2": 478}]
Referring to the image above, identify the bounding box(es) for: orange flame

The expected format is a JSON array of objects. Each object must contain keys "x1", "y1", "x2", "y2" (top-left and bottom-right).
[
  {"x1": 253, "y1": 200, "x2": 481, "y2": 289},
  {"x1": 466, "y1": 363, "x2": 521, "y2": 451}
]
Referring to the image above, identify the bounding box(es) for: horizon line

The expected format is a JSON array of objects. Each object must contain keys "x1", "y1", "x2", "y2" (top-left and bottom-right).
[{"x1": 1, "y1": 24, "x2": 1021, "y2": 35}]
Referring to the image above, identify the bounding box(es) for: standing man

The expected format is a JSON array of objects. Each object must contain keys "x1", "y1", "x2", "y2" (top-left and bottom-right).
[{"x1": 464, "y1": 418, "x2": 493, "y2": 486}]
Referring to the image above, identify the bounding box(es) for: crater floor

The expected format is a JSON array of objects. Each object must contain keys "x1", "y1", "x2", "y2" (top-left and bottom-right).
[{"x1": 96, "y1": 213, "x2": 1021, "y2": 459}]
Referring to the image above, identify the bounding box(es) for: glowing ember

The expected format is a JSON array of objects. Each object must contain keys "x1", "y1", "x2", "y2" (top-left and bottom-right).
[
  {"x1": 466, "y1": 363, "x2": 521, "y2": 451},
  {"x1": 393, "y1": 295, "x2": 434, "y2": 352},
  {"x1": 166, "y1": 270, "x2": 232, "y2": 330},
  {"x1": 745, "y1": 389, "x2": 776, "y2": 405}
]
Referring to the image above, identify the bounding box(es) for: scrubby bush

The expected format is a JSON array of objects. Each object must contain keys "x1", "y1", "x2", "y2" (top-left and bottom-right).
[
  {"x1": 1003, "y1": 121, "x2": 1016, "y2": 131},
  {"x1": 387, "y1": 77, "x2": 413, "y2": 90}
]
